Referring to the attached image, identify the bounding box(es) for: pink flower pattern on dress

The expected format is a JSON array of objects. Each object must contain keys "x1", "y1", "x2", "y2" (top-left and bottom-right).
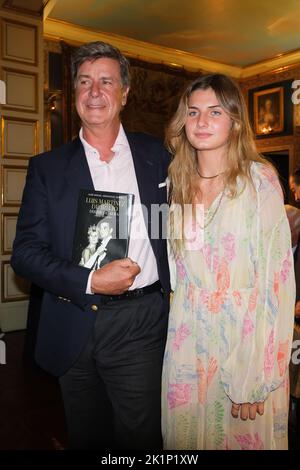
[
  {"x1": 202, "y1": 244, "x2": 212, "y2": 268},
  {"x1": 242, "y1": 312, "x2": 254, "y2": 340},
  {"x1": 176, "y1": 258, "x2": 186, "y2": 281},
  {"x1": 197, "y1": 358, "x2": 218, "y2": 404},
  {"x1": 277, "y1": 340, "x2": 289, "y2": 377},
  {"x1": 212, "y1": 254, "x2": 219, "y2": 273},
  {"x1": 260, "y1": 166, "x2": 283, "y2": 200},
  {"x1": 197, "y1": 359, "x2": 206, "y2": 404},
  {"x1": 172, "y1": 324, "x2": 191, "y2": 352},
  {"x1": 167, "y1": 383, "x2": 191, "y2": 409},
  {"x1": 264, "y1": 329, "x2": 275, "y2": 378},
  {"x1": 187, "y1": 282, "x2": 195, "y2": 310},
  {"x1": 280, "y1": 252, "x2": 292, "y2": 284},
  {"x1": 207, "y1": 357, "x2": 218, "y2": 386},
  {"x1": 248, "y1": 287, "x2": 259, "y2": 313},
  {"x1": 216, "y1": 258, "x2": 230, "y2": 291},
  {"x1": 233, "y1": 290, "x2": 242, "y2": 306},
  {"x1": 202, "y1": 244, "x2": 219, "y2": 273},
  {"x1": 204, "y1": 258, "x2": 230, "y2": 313},
  {"x1": 222, "y1": 233, "x2": 236, "y2": 262},
  {"x1": 185, "y1": 219, "x2": 204, "y2": 251},
  {"x1": 199, "y1": 289, "x2": 209, "y2": 305},
  {"x1": 207, "y1": 290, "x2": 226, "y2": 314},
  {"x1": 234, "y1": 433, "x2": 264, "y2": 450},
  {"x1": 220, "y1": 435, "x2": 230, "y2": 450},
  {"x1": 273, "y1": 271, "x2": 280, "y2": 303}
]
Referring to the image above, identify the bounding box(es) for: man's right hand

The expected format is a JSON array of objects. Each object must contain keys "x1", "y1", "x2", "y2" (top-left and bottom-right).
[{"x1": 90, "y1": 258, "x2": 141, "y2": 295}]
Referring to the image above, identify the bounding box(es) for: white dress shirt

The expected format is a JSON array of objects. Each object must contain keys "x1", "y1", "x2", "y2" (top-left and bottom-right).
[{"x1": 79, "y1": 125, "x2": 159, "y2": 291}]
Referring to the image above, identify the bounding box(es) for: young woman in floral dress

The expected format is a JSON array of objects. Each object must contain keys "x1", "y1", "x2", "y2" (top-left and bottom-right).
[{"x1": 162, "y1": 74, "x2": 295, "y2": 450}]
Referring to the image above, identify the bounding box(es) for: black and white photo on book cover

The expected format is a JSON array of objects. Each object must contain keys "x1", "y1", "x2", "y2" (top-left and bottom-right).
[{"x1": 72, "y1": 189, "x2": 134, "y2": 270}]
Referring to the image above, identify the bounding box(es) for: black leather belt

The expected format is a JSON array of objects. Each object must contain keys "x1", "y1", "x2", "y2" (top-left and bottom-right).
[{"x1": 101, "y1": 280, "x2": 162, "y2": 303}]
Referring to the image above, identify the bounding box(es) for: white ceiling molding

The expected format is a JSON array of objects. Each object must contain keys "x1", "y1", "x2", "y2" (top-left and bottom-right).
[
  {"x1": 43, "y1": 18, "x2": 300, "y2": 79},
  {"x1": 43, "y1": 0, "x2": 58, "y2": 20},
  {"x1": 43, "y1": 18, "x2": 241, "y2": 78}
]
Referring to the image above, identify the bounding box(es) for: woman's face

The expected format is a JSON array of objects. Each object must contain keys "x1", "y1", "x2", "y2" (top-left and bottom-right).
[
  {"x1": 265, "y1": 99, "x2": 272, "y2": 111},
  {"x1": 89, "y1": 230, "x2": 98, "y2": 244},
  {"x1": 185, "y1": 87, "x2": 232, "y2": 154}
]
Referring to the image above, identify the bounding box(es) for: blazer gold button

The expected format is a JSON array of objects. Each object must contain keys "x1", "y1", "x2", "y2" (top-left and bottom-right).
[{"x1": 91, "y1": 304, "x2": 98, "y2": 312}]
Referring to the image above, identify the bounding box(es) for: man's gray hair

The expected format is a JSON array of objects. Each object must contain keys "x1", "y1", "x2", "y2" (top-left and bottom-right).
[{"x1": 71, "y1": 41, "x2": 130, "y2": 87}]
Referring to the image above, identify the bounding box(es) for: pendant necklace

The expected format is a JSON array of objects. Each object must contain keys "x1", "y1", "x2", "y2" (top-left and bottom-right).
[{"x1": 198, "y1": 188, "x2": 226, "y2": 229}]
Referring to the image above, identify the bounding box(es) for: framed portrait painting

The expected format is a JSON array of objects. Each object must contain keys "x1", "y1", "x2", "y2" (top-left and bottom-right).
[
  {"x1": 248, "y1": 79, "x2": 293, "y2": 139},
  {"x1": 254, "y1": 87, "x2": 284, "y2": 135}
]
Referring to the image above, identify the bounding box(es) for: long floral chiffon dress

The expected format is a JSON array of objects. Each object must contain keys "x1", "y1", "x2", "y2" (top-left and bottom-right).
[{"x1": 162, "y1": 163, "x2": 295, "y2": 450}]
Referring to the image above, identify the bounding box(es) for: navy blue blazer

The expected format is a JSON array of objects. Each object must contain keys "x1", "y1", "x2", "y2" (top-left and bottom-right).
[{"x1": 11, "y1": 132, "x2": 171, "y2": 376}]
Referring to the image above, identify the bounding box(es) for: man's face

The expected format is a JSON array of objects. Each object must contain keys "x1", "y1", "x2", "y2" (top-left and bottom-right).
[
  {"x1": 75, "y1": 58, "x2": 129, "y2": 131},
  {"x1": 99, "y1": 222, "x2": 112, "y2": 239}
]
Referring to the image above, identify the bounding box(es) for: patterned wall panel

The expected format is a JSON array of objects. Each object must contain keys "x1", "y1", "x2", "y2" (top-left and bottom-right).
[
  {"x1": 1, "y1": 18, "x2": 37, "y2": 65},
  {"x1": 1, "y1": 212, "x2": 18, "y2": 254},
  {"x1": 1, "y1": 260, "x2": 29, "y2": 302},
  {"x1": 2, "y1": 68, "x2": 37, "y2": 112},
  {"x1": 1, "y1": 116, "x2": 38, "y2": 159},
  {"x1": 0, "y1": 8, "x2": 43, "y2": 331},
  {"x1": 1, "y1": 164, "x2": 27, "y2": 206}
]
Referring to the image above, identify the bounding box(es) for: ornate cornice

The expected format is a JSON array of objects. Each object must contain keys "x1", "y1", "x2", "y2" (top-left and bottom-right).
[
  {"x1": 43, "y1": 18, "x2": 300, "y2": 80},
  {"x1": 43, "y1": 18, "x2": 241, "y2": 77},
  {"x1": 240, "y1": 50, "x2": 300, "y2": 79}
]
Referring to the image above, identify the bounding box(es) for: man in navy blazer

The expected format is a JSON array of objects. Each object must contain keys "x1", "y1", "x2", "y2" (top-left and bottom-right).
[{"x1": 11, "y1": 41, "x2": 170, "y2": 450}]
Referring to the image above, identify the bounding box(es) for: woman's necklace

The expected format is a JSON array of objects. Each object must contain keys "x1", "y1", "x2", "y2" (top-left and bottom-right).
[
  {"x1": 198, "y1": 186, "x2": 226, "y2": 229},
  {"x1": 196, "y1": 167, "x2": 225, "y2": 179}
]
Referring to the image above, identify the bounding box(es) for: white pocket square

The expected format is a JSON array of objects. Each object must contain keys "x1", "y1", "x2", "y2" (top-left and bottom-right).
[{"x1": 158, "y1": 182, "x2": 167, "y2": 188}]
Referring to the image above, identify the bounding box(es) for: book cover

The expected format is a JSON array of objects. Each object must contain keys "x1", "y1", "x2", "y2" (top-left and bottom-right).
[{"x1": 72, "y1": 189, "x2": 134, "y2": 270}]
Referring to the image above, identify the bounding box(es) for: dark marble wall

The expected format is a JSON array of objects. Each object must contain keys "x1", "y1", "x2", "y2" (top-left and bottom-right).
[{"x1": 122, "y1": 59, "x2": 199, "y2": 139}]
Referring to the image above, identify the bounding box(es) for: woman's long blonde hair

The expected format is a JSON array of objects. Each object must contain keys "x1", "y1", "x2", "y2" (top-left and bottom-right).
[{"x1": 166, "y1": 74, "x2": 272, "y2": 249}]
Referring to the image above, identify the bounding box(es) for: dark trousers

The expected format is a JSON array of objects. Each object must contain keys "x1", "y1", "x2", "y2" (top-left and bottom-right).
[{"x1": 59, "y1": 291, "x2": 168, "y2": 450}]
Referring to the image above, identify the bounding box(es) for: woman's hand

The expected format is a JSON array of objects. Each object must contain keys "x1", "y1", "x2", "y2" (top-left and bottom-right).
[{"x1": 231, "y1": 402, "x2": 265, "y2": 420}]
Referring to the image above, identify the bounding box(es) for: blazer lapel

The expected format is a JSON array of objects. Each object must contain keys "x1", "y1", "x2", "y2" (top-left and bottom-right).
[
  {"x1": 126, "y1": 132, "x2": 161, "y2": 250},
  {"x1": 65, "y1": 137, "x2": 94, "y2": 190},
  {"x1": 126, "y1": 133, "x2": 157, "y2": 209}
]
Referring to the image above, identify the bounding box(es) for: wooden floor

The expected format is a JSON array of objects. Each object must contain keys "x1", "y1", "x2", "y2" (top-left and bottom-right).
[{"x1": 0, "y1": 330, "x2": 299, "y2": 451}]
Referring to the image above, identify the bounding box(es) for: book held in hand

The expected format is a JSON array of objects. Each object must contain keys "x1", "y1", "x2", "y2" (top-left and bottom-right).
[{"x1": 72, "y1": 189, "x2": 134, "y2": 270}]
